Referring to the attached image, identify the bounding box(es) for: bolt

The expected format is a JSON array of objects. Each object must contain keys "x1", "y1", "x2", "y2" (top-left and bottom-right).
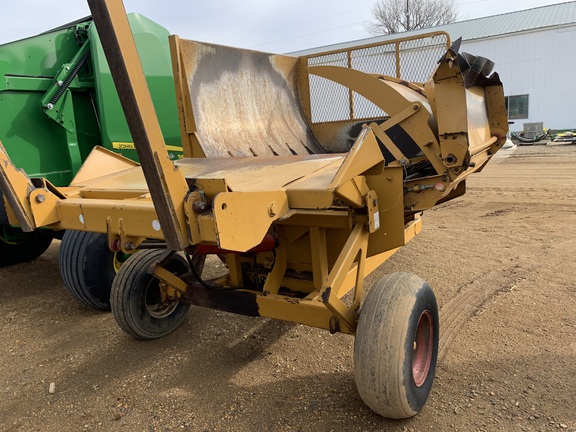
[
  {"x1": 192, "y1": 200, "x2": 210, "y2": 214},
  {"x1": 45, "y1": 103, "x2": 54, "y2": 110},
  {"x1": 124, "y1": 242, "x2": 136, "y2": 251},
  {"x1": 57, "y1": 80, "x2": 64, "y2": 87},
  {"x1": 35, "y1": 194, "x2": 46, "y2": 203},
  {"x1": 268, "y1": 202, "x2": 278, "y2": 217}
]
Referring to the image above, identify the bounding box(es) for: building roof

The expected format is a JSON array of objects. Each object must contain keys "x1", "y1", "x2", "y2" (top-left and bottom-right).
[{"x1": 294, "y1": 1, "x2": 576, "y2": 55}]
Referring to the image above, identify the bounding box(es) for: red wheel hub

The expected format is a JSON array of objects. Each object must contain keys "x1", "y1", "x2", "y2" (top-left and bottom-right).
[{"x1": 412, "y1": 310, "x2": 434, "y2": 387}]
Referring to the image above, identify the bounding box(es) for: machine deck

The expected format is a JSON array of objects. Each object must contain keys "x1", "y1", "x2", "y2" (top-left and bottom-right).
[{"x1": 70, "y1": 153, "x2": 344, "y2": 195}]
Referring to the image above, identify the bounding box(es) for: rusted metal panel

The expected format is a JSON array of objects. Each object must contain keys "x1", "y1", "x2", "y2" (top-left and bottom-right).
[{"x1": 176, "y1": 39, "x2": 325, "y2": 158}]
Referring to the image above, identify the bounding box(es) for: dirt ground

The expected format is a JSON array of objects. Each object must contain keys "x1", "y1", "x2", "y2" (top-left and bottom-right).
[{"x1": 0, "y1": 144, "x2": 575, "y2": 432}]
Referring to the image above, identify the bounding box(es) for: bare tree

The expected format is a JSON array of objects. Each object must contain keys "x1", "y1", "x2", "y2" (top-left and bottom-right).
[{"x1": 366, "y1": 0, "x2": 458, "y2": 36}]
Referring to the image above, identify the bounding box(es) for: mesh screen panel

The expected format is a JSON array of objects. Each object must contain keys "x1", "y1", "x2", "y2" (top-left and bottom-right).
[{"x1": 305, "y1": 32, "x2": 449, "y2": 123}]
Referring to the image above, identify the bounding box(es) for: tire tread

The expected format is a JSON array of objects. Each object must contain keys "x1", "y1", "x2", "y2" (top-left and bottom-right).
[
  {"x1": 111, "y1": 249, "x2": 191, "y2": 340},
  {"x1": 59, "y1": 230, "x2": 115, "y2": 310},
  {"x1": 354, "y1": 272, "x2": 439, "y2": 419}
]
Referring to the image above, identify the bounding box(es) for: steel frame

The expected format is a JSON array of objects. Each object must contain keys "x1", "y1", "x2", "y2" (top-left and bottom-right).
[{"x1": 0, "y1": 0, "x2": 507, "y2": 335}]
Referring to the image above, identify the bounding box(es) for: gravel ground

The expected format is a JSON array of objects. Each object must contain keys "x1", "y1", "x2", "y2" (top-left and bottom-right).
[{"x1": 0, "y1": 144, "x2": 575, "y2": 431}]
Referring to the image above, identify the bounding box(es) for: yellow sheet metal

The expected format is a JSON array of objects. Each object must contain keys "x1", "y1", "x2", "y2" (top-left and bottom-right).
[
  {"x1": 67, "y1": 153, "x2": 346, "y2": 210},
  {"x1": 177, "y1": 154, "x2": 343, "y2": 192}
]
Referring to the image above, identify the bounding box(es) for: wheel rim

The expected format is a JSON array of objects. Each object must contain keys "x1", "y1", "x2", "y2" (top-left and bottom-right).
[
  {"x1": 113, "y1": 251, "x2": 133, "y2": 273},
  {"x1": 144, "y1": 279, "x2": 179, "y2": 318},
  {"x1": 0, "y1": 227, "x2": 27, "y2": 245},
  {"x1": 0, "y1": 237, "x2": 19, "y2": 245},
  {"x1": 412, "y1": 310, "x2": 434, "y2": 387}
]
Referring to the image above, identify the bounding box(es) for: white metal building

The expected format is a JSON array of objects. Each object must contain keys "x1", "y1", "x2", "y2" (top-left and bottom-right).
[{"x1": 295, "y1": 2, "x2": 576, "y2": 131}]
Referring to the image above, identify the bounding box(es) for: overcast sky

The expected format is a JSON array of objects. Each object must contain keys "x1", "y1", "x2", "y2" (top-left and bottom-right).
[{"x1": 0, "y1": 0, "x2": 569, "y2": 52}]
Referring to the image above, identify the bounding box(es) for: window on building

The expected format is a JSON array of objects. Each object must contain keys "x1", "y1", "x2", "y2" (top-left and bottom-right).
[{"x1": 505, "y1": 94, "x2": 529, "y2": 120}]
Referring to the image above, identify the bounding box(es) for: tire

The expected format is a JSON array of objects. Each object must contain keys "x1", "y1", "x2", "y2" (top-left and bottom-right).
[
  {"x1": 59, "y1": 230, "x2": 131, "y2": 311},
  {"x1": 0, "y1": 227, "x2": 53, "y2": 267},
  {"x1": 111, "y1": 249, "x2": 191, "y2": 340},
  {"x1": 354, "y1": 272, "x2": 439, "y2": 419}
]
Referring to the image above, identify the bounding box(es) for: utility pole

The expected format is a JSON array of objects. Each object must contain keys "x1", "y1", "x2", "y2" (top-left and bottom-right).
[{"x1": 406, "y1": 0, "x2": 410, "y2": 31}]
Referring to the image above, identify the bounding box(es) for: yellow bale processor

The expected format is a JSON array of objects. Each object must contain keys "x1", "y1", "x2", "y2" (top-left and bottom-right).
[{"x1": 0, "y1": 0, "x2": 507, "y2": 418}]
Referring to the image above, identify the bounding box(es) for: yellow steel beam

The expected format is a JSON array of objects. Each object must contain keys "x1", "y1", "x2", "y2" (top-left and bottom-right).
[
  {"x1": 305, "y1": 222, "x2": 370, "y2": 303},
  {"x1": 169, "y1": 35, "x2": 197, "y2": 159},
  {"x1": 261, "y1": 228, "x2": 287, "y2": 295},
  {"x1": 51, "y1": 198, "x2": 161, "y2": 239},
  {"x1": 226, "y1": 254, "x2": 243, "y2": 287},
  {"x1": 0, "y1": 143, "x2": 36, "y2": 231},
  {"x1": 326, "y1": 223, "x2": 369, "y2": 298},
  {"x1": 321, "y1": 289, "x2": 357, "y2": 333},
  {"x1": 87, "y1": 0, "x2": 189, "y2": 250},
  {"x1": 256, "y1": 294, "x2": 355, "y2": 335},
  {"x1": 310, "y1": 227, "x2": 328, "y2": 289}
]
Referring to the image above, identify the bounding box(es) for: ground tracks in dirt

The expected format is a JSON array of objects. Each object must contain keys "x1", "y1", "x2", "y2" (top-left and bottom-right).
[{"x1": 438, "y1": 264, "x2": 531, "y2": 363}]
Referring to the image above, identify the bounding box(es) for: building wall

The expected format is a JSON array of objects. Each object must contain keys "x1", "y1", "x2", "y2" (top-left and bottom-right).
[{"x1": 459, "y1": 25, "x2": 576, "y2": 131}]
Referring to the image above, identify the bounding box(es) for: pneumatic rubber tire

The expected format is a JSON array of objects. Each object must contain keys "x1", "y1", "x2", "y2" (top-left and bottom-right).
[
  {"x1": 111, "y1": 249, "x2": 191, "y2": 340},
  {"x1": 354, "y1": 272, "x2": 439, "y2": 419},
  {"x1": 59, "y1": 230, "x2": 118, "y2": 310},
  {"x1": 0, "y1": 228, "x2": 53, "y2": 267}
]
